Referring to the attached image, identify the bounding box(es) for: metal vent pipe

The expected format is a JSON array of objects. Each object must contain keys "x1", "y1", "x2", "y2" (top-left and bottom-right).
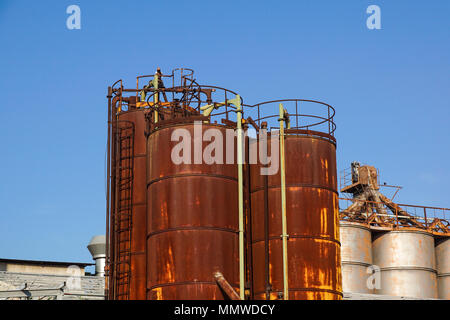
[{"x1": 88, "y1": 235, "x2": 106, "y2": 277}]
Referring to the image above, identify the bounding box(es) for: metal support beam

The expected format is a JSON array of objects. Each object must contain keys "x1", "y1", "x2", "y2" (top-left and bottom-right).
[{"x1": 279, "y1": 103, "x2": 289, "y2": 300}]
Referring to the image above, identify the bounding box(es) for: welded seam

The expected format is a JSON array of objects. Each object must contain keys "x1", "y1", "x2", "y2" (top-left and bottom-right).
[
  {"x1": 341, "y1": 261, "x2": 372, "y2": 267},
  {"x1": 380, "y1": 266, "x2": 437, "y2": 273},
  {"x1": 148, "y1": 281, "x2": 239, "y2": 291},
  {"x1": 251, "y1": 234, "x2": 341, "y2": 246},
  {"x1": 251, "y1": 183, "x2": 338, "y2": 195},
  {"x1": 147, "y1": 173, "x2": 238, "y2": 187},
  {"x1": 254, "y1": 287, "x2": 343, "y2": 297}
]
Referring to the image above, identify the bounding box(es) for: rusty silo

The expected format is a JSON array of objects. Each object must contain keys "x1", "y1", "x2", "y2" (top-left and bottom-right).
[
  {"x1": 143, "y1": 71, "x2": 245, "y2": 299},
  {"x1": 248, "y1": 100, "x2": 342, "y2": 300},
  {"x1": 106, "y1": 69, "x2": 245, "y2": 300},
  {"x1": 106, "y1": 83, "x2": 148, "y2": 300},
  {"x1": 339, "y1": 221, "x2": 373, "y2": 294}
]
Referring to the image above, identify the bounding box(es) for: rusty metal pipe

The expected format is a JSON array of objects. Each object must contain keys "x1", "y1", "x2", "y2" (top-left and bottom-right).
[
  {"x1": 263, "y1": 173, "x2": 270, "y2": 300},
  {"x1": 214, "y1": 272, "x2": 241, "y2": 300},
  {"x1": 105, "y1": 87, "x2": 112, "y2": 299}
]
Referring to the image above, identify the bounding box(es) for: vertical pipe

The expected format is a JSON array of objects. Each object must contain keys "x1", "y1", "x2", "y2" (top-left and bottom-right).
[
  {"x1": 113, "y1": 111, "x2": 120, "y2": 298},
  {"x1": 154, "y1": 77, "x2": 159, "y2": 123},
  {"x1": 105, "y1": 87, "x2": 112, "y2": 299},
  {"x1": 236, "y1": 96, "x2": 245, "y2": 300},
  {"x1": 279, "y1": 103, "x2": 289, "y2": 300},
  {"x1": 225, "y1": 91, "x2": 228, "y2": 120},
  {"x1": 110, "y1": 97, "x2": 119, "y2": 299},
  {"x1": 264, "y1": 172, "x2": 270, "y2": 300},
  {"x1": 423, "y1": 208, "x2": 428, "y2": 229}
]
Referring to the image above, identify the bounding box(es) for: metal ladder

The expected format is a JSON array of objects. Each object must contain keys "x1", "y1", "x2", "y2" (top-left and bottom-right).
[{"x1": 114, "y1": 121, "x2": 134, "y2": 300}]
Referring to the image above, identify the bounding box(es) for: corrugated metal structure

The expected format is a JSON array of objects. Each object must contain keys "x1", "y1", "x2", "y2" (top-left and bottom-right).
[
  {"x1": 247, "y1": 100, "x2": 342, "y2": 300},
  {"x1": 339, "y1": 163, "x2": 450, "y2": 299}
]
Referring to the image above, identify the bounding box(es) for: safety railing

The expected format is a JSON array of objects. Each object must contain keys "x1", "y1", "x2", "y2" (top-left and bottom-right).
[
  {"x1": 244, "y1": 99, "x2": 336, "y2": 143},
  {"x1": 339, "y1": 165, "x2": 381, "y2": 192},
  {"x1": 111, "y1": 68, "x2": 243, "y2": 126},
  {"x1": 339, "y1": 197, "x2": 450, "y2": 235}
]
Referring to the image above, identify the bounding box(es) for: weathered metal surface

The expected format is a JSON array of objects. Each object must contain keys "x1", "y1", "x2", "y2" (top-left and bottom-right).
[
  {"x1": 213, "y1": 272, "x2": 241, "y2": 300},
  {"x1": 146, "y1": 123, "x2": 239, "y2": 300},
  {"x1": 435, "y1": 238, "x2": 450, "y2": 299},
  {"x1": 339, "y1": 221, "x2": 373, "y2": 294},
  {"x1": 107, "y1": 69, "x2": 244, "y2": 300},
  {"x1": 250, "y1": 135, "x2": 342, "y2": 300},
  {"x1": 115, "y1": 110, "x2": 147, "y2": 300},
  {"x1": 339, "y1": 163, "x2": 450, "y2": 235},
  {"x1": 372, "y1": 229, "x2": 438, "y2": 298}
]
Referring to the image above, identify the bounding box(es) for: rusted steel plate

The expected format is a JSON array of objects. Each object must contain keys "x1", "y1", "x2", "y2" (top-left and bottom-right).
[
  {"x1": 147, "y1": 124, "x2": 239, "y2": 300},
  {"x1": 251, "y1": 188, "x2": 339, "y2": 241},
  {"x1": 148, "y1": 177, "x2": 238, "y2": 232},
  {"x1": 147, "y1": 283, "x2": 234, "y2": 300},
  {"x1": 250, "y1": 135, "x2": 337, "y2": 192},
  {"x1": 252, "y1": 239, "x2": 341, "y2": 300},
  {"x1": 147, "y1": 230, "x2": 239, "y2": 300},
  {"x1": 147, "y1": 124, "x2": 238, "y2": 181},
  {"x1": 129, "y1": 205, "x2": 146, "y2": 300}
]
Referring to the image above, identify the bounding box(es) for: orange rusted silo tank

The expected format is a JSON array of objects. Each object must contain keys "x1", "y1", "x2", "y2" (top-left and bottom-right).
[
  {"x1": 145, "y1": 85, "x2": 243, "y2": 300},
  {"x1": 248, "y1": 99, "x2": 342, "y2": 300},
  {"x1": 107, "y1": 91, "x2": 147, "y2": 300}
]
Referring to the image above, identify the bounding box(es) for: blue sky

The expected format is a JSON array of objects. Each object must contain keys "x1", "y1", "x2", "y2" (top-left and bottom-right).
[{"x1": 0, "y1": 1, "x2": 449, "y2": 266}]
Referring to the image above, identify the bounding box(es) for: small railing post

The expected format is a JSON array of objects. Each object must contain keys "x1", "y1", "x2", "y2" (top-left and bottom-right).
[{"x1": 423, "y1": 207, "x2": 428, "y2": 230}]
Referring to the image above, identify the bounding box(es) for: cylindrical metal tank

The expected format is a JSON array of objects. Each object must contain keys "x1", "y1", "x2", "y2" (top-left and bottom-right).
[
  {"x1": 250, "y1": 134, "x2": 342, "y2": 300},
  {"x1": 115, "y1": 109, "x2": 148, "y2": 300},
  {"x1": 146, "y1": 121, "x2": 239, "y2": 300},
  {"x1": 436, "y1": 237, "x2": 450, "y2": 299},
  {"x1": 340, "y1": 221, "x2": 373, "y2": 294},
  {"x1": 372, "y1": 229, "x2": 438, "y2": 298}
]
